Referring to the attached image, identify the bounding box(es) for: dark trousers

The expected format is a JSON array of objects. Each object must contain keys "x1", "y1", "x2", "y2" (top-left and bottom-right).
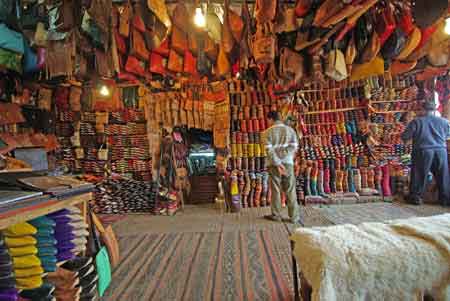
[{"x1": 410, "y1": 148, "x2": 450, "y2": 206}]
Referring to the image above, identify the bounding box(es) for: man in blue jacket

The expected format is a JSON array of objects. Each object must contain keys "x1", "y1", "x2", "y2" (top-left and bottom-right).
[{"x1": 401, "y1": 101, "x2": 450, "y2": 206}]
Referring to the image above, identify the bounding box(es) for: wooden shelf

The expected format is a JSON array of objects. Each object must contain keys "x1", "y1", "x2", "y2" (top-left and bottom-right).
[
  {"x1": 370, "y1": 100, "x2": 414, "y2": 103},
  {"x1": 300, "y1": 106, "x2": 366, "y2": 115},
  {"x1": 0, "y1": 193, "x2": 91, "y2": 230},
  {"x1": 0, "y1": 168, "x2": 33, "y2": 174}
]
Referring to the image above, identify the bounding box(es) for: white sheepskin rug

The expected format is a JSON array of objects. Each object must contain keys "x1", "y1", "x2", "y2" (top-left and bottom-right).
[{"x1": 290, "y1": 213, "x2": 450, "y2": 301}]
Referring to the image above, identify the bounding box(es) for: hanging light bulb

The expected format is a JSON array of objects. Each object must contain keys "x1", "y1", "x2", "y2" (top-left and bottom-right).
[
  {"x1": 445, "y1": 17, "x2": 450, "y2": 35},
  {"x1": 99, "y1": 85, "x2": 110, "y2": 97},
  {"x1": 194, "y1": 7, "x2": 206, "y2": 28}
]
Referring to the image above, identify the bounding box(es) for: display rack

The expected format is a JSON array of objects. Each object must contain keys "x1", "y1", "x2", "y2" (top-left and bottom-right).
[{"x1": 0, "y1": 192, "x2": 91, "y2": 230}]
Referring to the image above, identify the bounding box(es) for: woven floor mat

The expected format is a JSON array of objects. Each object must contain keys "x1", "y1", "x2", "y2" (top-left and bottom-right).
[
  {"x1": 311, "y1": 202, "x2": 449, "y2": 225},
  {"x1": 112, "y1": 204, "x2": 335, "y2": 236},
  {"x1": 106, "y1": 229, "x2": 295, "y2": 301}
]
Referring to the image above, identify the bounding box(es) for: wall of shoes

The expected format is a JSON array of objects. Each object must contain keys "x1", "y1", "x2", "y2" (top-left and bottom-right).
[
  {"x1": 228, "y1": 80, "x2": 275, "y2": 209},
  {"x1": 289, "y1": 74, "x2": 424, "y2": 205}
]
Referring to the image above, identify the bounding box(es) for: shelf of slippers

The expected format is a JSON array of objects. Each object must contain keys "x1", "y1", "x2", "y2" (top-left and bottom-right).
[
  {"x1": 228, "y1": 80, "x2": 276, "y2": 209},
  {"x1": 0, "y1": 193, "x2": 97, "y2": 300},
  {"x1": 367, "y1": 75, "x2": 420, "y2": 164},
  {"x1": 293, "y1": 76, "x2": 416, "y2": 204}
]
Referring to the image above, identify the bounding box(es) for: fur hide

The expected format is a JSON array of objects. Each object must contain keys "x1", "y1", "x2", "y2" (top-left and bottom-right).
[{"x1": 291, "y1": 214, "x2": 450, "y2": 301}]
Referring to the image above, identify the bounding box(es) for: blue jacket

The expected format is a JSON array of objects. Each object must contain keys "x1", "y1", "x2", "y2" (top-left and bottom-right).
[{"x1": 401, "y1": 114, "x2": 450, "y2": 150}]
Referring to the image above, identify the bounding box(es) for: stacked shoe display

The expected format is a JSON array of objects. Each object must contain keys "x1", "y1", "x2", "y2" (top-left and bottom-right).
[
  {"x1": 229, "y1": 80, "x2": 273, "y2": 208},
  {"x1": 19, "y1": 282, "x2": 56, "y2": 301},
  {"x1": 47, "y1": 207, "x2": 89, "y2": 262},
  {"x1": 28, "y1": 217, "x2": 57, "y2": 274},
  {"x1": 3, "y1": 223, "x2": 44, "y2": 290},
  {"x1": 46, "y1": 256, "x2": 98, "y2": 301},
  {"x1": 0, "y1": 234, "x2": 18, "y2": 301},
  {"x1": 92, "y1": 176, "x2": 157, "y2": 214}
]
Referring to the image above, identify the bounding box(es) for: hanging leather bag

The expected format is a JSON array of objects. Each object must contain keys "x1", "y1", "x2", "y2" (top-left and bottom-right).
[
  {"x1": 146, "y1": 0, "x2": 171, "y2": 29},
  {"x1": 125, "y1": 56, "x2": 146, "y2": 77},
  {"x1": 172, "y1": 2, "x2": 190, "y2": 32},
  {"x1": 255, "y1": 0, "x2": 277, "y2": 23},
  {"x1": 228, "y1": 6, "x2": 244, "y2": 42},
  {"x1": 171, "y1": 26, "x2": 188, "y2": 55},
  {"x1": 131, "y1": 28, "x2": 149, "y2": 61},
  {"x1": 118, "y1": 1, "x2": 132, "y2": 37},
  {"x1": 222, "y1": 0, "x2": 235, "y2": 54},
  {"x1": 376, "y1": 2, "x2": 395, "y2": 46},
  {"x1": 150, "y1": 52, "x2": 167, "y2": 75},
  {"x1": 253, "y1": 23, "x2": 276, "y2": 64},
  {"x1": 361, "y1": 31, "x2": 381, "y2": 63},
  {"x1": 396, "y1": 26, "x2": 421, "y2": 60},
  {"x1": 295, "y1": 0, "x2": 312, "y2": 17},
  {"x1": 279, "y1": 47, "x2": 304, "y2": 83},
  {"x1": 217, "y1": 44, "x2": 231, "y2": 77},
  {"x1": 381, "y1": 28, "x2": 407, "y2": 61},
  {"x1": 325, "y1": 49, "x2": 348, "y2": 81},
  {"x1": 206, "y1": 9, "x2": 222, "y2": 43},
  {"x1": 184, "y1": 50, "x2": 198, "y2": 76},
  {"x1": 167, "y1": 49, "x2": 184, "y2": 73}
]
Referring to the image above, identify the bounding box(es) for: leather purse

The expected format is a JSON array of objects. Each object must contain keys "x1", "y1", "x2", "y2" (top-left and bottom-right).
[
  {"x1": 172, "y1": 2, "x2": 190, "y2": 32},
  {"x1": 206, "y1": 9, "x2": 222, "y2": 43},
  {"x1": 216, "y1": 44, "x2": 231, "y2": 77},
  {"x1": 204, "y1": 35, "x2": 218, "y2": 61},
  {"x1": 118, "y1": 1, "x2": 132, "y2": 37},
  {"x1": 115, "y1": 30, "x2": 127, "y2": 54},
  {"x1": 396, "y1": 26, "x2": 421, "y2": 60},
  {"x1": 255, "y1": 0, "x2": 277, "y2": 23},
  {"x1": 153, "y1": 38, "x2": 170, "y2": 57},
  {"x1": 361, "y1": 31, "x2": 381, "y2": 63},
  {"x1": 125, "y1": 56, "x2": 146, "y2": 77},
  {"x1": 150, "y1": 52, "x2": 167, "y2": 74},
  {"x1": 167, "y1": 49, "x2": 183, "y2": 73},
  {"x1": 171, "y1": 26, "x2": 188, "y2": 55},
  {"x1": 350, "y1": 56, "x2": 384, "y2": 81},
  {"x1": 132, "y1": 9, "x2": 146, "y2": 33},
  {"x1": 228, "y1": 6, "x2": 244, "y2": 42},
  {"x1": 253, "y1": 23, "x2": 276, "y2": 64},
  {"x1": 295, "y1": 0, "x2": 312, "y2": 17},
  {"x1": 396, "y1": 3, "x2": 414, "y2": 35},
  {"x1": 381, "y1": 28, "x2": 407, "y2": 61},
  {"x1": 325, "y1": 49, "x2": 348, "y2": 81},
  {"x1": 146, "y1": 0, "x2": 171, "y2": 29},
  {"x1": 131, "y1": 28, "x2": 149, "y2": 61},
  {"x1": 389, "y1": 60, "x2": 417, "y2": 75},
  {"x1": 376, "y1": 2, "x2": 395, "y2": 46},
  {"x1": 279, "y1": 47, "x2": 304, "y2": 83},
  {"x1": 188, "y1": 33, "x2": 199, "y2": 54},
  {"x1": 222, "y1": 0, "x2": 235, "y2": 54},
  {"x1": 313, "y1": 0, "x2": 343, "y2": 27},
  {"x1": 184, "y1": 50, "x2": 198, "y2": 76},
  {"x1": 239, "y1": 0, "x2": 253, "y2": 69}
]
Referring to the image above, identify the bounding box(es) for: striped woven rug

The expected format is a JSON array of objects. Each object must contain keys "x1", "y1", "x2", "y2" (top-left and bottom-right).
[{"x1": 103, "y1": 228, "x2": 293, "y2": 301}]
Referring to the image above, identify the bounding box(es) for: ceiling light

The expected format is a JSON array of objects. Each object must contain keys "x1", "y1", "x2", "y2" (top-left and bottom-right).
[
  {"x1": 194, "y1": 7, "x2": 206, "y2": 28},
  {"x1": 99, "y1": 85, "x2": 110, "y2": 97},
  {"x1": 445, "y1": 17, "x2": 450, "y2": 35}
]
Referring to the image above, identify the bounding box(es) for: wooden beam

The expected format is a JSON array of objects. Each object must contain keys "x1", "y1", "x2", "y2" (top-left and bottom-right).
[{"x1": 0, "y1": 193, "x2": 92, "y2": 230}]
